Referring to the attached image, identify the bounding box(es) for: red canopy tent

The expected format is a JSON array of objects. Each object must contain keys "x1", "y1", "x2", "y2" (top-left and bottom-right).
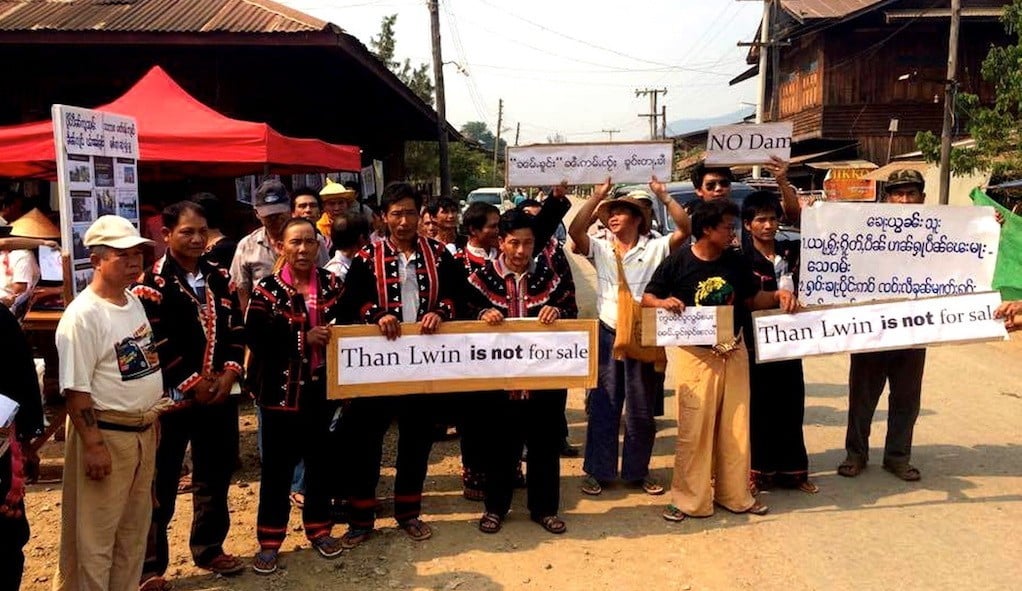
[{"x1": 0, "y1": 66, "x2": 361, "y2": 180}]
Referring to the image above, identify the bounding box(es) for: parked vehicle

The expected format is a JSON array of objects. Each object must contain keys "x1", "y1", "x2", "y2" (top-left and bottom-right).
[{"x1": 463, "y1": 187, "x2": 513, "y2": 213}]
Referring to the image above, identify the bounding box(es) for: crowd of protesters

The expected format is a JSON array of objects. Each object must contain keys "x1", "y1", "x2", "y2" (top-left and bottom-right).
[{"x1": 0, "y1": 166, "x2": 1019, "y2": 590}]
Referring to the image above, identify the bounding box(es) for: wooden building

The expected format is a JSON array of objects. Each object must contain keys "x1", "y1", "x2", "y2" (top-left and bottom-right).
[{"x1": 736, "y1": 0, "x2": 1012, "y2": 165}]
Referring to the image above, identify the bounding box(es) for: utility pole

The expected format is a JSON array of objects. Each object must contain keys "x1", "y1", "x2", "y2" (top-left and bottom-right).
[
  {"x1": 492, "y1": 98, "x2": 504, "y2": 186},
  {"x1": 427, "y1": 0, "x2": 451, "y2": 198},
  {"x1": 601, "y1": 129, "x2": 621, "y2": 141},
  {"x1": 661, "y1": 105, "x2": 667, "y2": 139},
  {"x1": 938, "y1": 0, "x2": 960, "y2": 205},
  {"x1": 514, "y1": 122, "x2": 520, "y2": 146},
  {"x1": 636, "y1": 88, "x2": 667, "y2": 139}
]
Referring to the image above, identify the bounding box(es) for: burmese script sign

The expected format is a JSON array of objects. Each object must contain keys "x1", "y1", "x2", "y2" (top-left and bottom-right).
[
  {"x1": 640, "y1": 307, "x2": 734, "y2": 346},
  {"x1": 704, "y1": 122, "x2": 792, "y2": 166},
  {"x1": 327, "y1": 319, "x2": 598, "y2": 399},
  {"x1": 505, "y1": 142, "x2": 672, "y2": 186},
  {"x1": 799, "y1": 203, "x2": 1000, "y2": 305},
  {"x1": 752, "y1": 292, "x2": 1007, "y2": 363}
]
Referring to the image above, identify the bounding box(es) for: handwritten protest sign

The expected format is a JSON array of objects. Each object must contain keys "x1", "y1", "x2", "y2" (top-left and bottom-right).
[
  {"x1": 640, "y1": 307, "x2": 733, "y2": 346},
  {"x1": 505, "y1": 142, "x2": 672, "y2": 186},
  {"x1": 753, "y1": 292, "x2": 1007, "y2": 363},
  {"x1": 799, "y1": 203, "x2": 1000, "y2": 305},
  {"x1": 327, "y1": 319, "x2": 598, "y2": 399},
  {"x1": 704, "y1": 122, "x2": 792, "y2": 166}
]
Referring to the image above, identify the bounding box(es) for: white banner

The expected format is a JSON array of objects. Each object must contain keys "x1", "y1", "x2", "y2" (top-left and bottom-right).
[
  {"x1": 753, "y1": 292, "x2": 1007, "y2": 363},
  {"x1": 799, "y1": 202, "x2": 1000, "y2": 305},
  {"x1": 641, "y1": 307, "x2": 733, "y2": 346},
  {"x1": 505, "y1": 142, "x2": 672, "y2": 186},
  {"x1": 704, "y1": 122, "x2": 792, "y2": 166},
  {"x1": 53, "y1": 105, "x2": 141, "y2": 298}
]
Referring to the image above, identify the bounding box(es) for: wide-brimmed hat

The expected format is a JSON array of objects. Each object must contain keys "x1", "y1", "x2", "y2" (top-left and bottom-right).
[
  {"x1": 254, "y1": 179, "x2": 291, "y2": 217},
  {"x1": 884, "y1": 169, "x2": 925, "y2": 192},
  {"x1": 10, "y1": 208, "x2": 61, "y2": 239},
  {"x1": 319, "y1": 178, "x2": 356, "y2": 202},
  {"x1": 84, "y1": 215, "x2": 153, "y2": 249},
  {"x1": 595, "y1": 191, "x2": 654, "y2": 234}
]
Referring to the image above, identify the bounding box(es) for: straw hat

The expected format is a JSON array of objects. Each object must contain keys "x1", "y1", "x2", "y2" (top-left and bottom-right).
[
  {"x1": 319, "y1": 178, "x2": 356, "y2": 201},
  {"x1": 595, "y1": 191, "x2": 654, "y2": 235},
  {"x1": 10, "y1": 208, "x2": 61, "y2": 239}
]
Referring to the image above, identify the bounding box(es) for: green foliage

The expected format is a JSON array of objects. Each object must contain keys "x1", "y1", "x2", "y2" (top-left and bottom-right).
[
  {"x1": 916, "y1": 1, "x2": 1022, "y2": 179},
  {"x1": 461, "y1": 121, "x2": 507, "y2": 153},
  {"x1": 369, "y1": 14, "x2": 435, "y2": 106}
]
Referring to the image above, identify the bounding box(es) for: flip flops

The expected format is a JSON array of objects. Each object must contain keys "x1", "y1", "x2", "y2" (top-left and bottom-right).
[{"x1": 883, "y1": 462, "x2": 922, "y2": 481}]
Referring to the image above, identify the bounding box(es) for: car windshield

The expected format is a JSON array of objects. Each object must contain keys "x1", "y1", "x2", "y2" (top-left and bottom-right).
[{"x1": 468, "y1": 191, "x2": 502, "y2": 205}]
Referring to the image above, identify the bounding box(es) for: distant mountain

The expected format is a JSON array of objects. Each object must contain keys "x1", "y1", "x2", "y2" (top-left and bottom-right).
[{"x1": 667, "y1": 108, "x2": 755, "y2": 136}]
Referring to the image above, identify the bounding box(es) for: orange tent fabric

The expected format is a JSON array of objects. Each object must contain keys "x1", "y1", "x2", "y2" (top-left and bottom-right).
[{"x1": 0, "y1": 66, "x2": 361, "y2": 179}]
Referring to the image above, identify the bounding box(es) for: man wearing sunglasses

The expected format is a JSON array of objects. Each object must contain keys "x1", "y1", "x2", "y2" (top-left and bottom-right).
[{"x1": 690, "y1": 158, "x2": 801, "y2": 225}]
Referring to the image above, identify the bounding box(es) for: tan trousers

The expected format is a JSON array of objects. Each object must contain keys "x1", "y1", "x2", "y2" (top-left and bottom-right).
[
  {"x1": 669, "y1": 344, "x2": 755, "y2": 516},
  {"x1": 53, "y1": 418, "x2": 157, "y2": 591}
]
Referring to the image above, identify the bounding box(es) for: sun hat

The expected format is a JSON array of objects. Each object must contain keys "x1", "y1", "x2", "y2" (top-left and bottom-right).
[
  {"x1": 595, "y1": 190, "x2": 654, "y2": 234},
  {"x1": 319, "y1": 178, "x2": 356, "y2": 202},
  {"x1": 83, "y1": 215, "x2": 153, "y2": 249}
]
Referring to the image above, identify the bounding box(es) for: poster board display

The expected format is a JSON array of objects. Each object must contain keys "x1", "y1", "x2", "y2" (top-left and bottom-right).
[
  {"x1": 506, "y1": 142, "x2": 672, "y2": 186},
  {"x1": 752, "y1": 292, "x2": 1008, "y2": 363},
  {"x1": 799, "y1": 202, "x2": 1000, "y2": 305},
  {"x1": 52, "y1": 105, "x2": 140, "y2": 298},
  {"x1": 327, "y1": 319, "x2": 598, "y2": 399},
  {"x1": 640, "y1": 307, "x2": 734, "y2": 346}
]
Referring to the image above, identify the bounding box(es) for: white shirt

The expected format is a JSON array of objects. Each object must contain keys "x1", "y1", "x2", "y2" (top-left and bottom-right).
[
  {"x1": 56, "y1": 287, "x2": 164, "y2": 412},
  {"x1": 324, "y1": 251, "x2": 354, "y2": 282},
  {"x1": 397, "y1": 251, "x2": 420, "y2": 323},
  {"x1": 0, "y1": 249, "x2": 40, "y2": 312},
  {"x1": 588, "y1": 234, "x2": 672, "y2": 328}
]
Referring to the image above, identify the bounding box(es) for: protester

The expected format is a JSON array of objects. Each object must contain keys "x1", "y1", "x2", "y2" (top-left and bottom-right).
[
  {"x1": 53, "y1": 215, "x2": 167, "y2": 591},
  {"x1": 454, "y1": 201, "x2": 500, "y2": 273},
  {"x1": 367, "y1": 202, "x2": 387, "y2": 244},
  {"x1": 740, "y1": 191, "x2": 817, "y2": 494},
  {"x1": 325, "y1": 210, "x2": 371, "y2": 281},
  {"x1": 132, "y1": 202, "x2": 246, "y2": 588},
  {"x1": 245, "y1": 217, "x2": 345, "y2": 574},
  {"x1": 338, "y1": 181, "x2": 463, "y2": 549},
  {"x1": 837, "y1": 170, "x2": 930, "y2": 482},
  {"x1": 419, "y1": 207, "x2": 439, "y2": 240},
  {"x1": 0, "y1": 240, "x2": 40, "y2": 315},
  {"x1": 467, "y1": 209, "x2": 578, "y2": 535},
  {"x1": 292, "y1": 187, "x2": 322, "y2": 223},
  {"x1": 642, "y1": 199, "x2": 798, "y2": 522},
  {"x1": 567, "y1": 177, "x2": 690, "y2": 497},
  {"x1": 191, "y1": 193, "x2": 237, "y2": 270},
  {"x1": 232, "y1": 180, "x2": 298, "y2": 310},
  {"x1": 0, "y1": 303, "x2": 44, "y2": 591},
  {"x1": 690, "y1": 158, "x2": 801, "y2": 222},
  {"x1": 316, "y1": 179, "x2": 357, "y2": 239},
  {"x1": 426, "y1": 197, "x2": 461, "y2": 247}
]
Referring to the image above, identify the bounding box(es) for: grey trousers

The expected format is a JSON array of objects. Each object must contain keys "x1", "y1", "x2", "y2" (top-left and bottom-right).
[{"x1": 845, "y1": 348, "x2": 926, "y2": 466}]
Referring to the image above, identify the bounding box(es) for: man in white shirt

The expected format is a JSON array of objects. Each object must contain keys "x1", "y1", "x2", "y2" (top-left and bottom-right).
[
  {"x1": 568, "y1": 177, "x2": 690, "y2": 497},
  {"x1": 0, "y1": 248, "x2": 40, "y2": 315},
  {"x1": 53, "y1": 215, "x2": 167, "y2": 591}
]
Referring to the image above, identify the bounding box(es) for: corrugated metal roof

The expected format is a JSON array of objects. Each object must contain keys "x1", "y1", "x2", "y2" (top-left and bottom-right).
[
  {"x1": 780, "y1": 0, "x2": 885, "y2": 19},
  {"x1": 0, "y1": 0, "x2": 328, "y2": 33}
]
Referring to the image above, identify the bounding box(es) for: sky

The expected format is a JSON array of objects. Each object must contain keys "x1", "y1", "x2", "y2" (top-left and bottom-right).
[{"x1": 281, "y1": 0, "x2": 765, "y2": 145}]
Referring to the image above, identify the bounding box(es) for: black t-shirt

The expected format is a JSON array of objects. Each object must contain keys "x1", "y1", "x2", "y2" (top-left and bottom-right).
[{"x1": 644, "y1": 246, "x2": 759, "y2": 337}]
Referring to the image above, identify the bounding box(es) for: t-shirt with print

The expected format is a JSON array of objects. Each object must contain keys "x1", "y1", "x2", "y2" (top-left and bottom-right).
[
  {"x1": 644, "y1": 245, "x2": 759, "y2": 337},
  {"x1": 56, "y1": 286, "x2": 164, "y2": 412}
]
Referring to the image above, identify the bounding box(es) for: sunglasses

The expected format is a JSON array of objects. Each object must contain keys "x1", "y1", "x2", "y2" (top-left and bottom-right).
[{"x1": 703, "y1": 179, "x2": 732, "y2": 190}]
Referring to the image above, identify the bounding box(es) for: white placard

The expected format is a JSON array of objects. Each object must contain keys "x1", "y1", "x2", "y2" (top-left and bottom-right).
[
  {"x1": 704, "y1": 122, "x2": 793, "y2": 166},
  {"x1": 647, "y1": 307, "x2": 726, "y2": 346},
  {"x1": 38, "y1": 245, "x2": 64, "y2": 282},
  {"x1": 753, "y1": 292, "x2": 1007, "y2": 363},
  {"x1": 52, "y1": 104, "x2": 141, "y2": 298},
  {"x1": 506, "y1": 142, "x2": 673, "y2": 186},
  {"x1": 799, "y1": 202, "x2": 1000, "y2": 305}
]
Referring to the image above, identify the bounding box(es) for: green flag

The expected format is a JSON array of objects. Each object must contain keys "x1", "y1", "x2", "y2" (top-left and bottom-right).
[{"x1": 971, "y1": 188, "x2": 1022, "y2": 300}]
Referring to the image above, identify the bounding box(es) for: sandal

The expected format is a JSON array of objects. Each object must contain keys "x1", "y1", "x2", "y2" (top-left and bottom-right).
[
  {"x1": 478, "y1": 512, "x2": 503, "y2": 534},
  {"x1": 312, "y1": 535, "x2": 344, "y2": 559},
  {"x1": 662, "y1": 504, "x2": 688, "y2": 523},
  {"x1": 251, "y1": 550, "x2": 279, "y2": 575},
  {"x1": 289, "y1": 491, "x2": 305, "y2": 509},
  {"x1": 139, "y1": 576, "x2": 172, "y2": 591},
  {"x1": 580, "y1": 475, "x2": 603, "y2": 496},
  {"x1": 339, "y1": 528, "x2": 372, "y2": 550},
  {"x1": 837, "y1": 458, "x2": 866, "y2": 478},
  {"x1": 177, "y1": 474, "x2": 195, "y2": 495},
  {"x1": 798, "y1": 480, "x2": 821, "y2": 494},
  {"x1": 883, "y1": 462, "x2": 921, "y2": 482},
  {"x1": 733, "y1": 500, "x2": 770, "y2": 515},
  {"x1": 399, "y1": 518, "x2": 433, "y2": 541},
  {"x1": 638, "y1": 477, "x2": 665, "y2": 496},
  {"x1": 531, "y1": 514, "x2": 566, "y2": 534},
  {"x1": 197, "y1": 552, "x2": 245, "y2": 576}
]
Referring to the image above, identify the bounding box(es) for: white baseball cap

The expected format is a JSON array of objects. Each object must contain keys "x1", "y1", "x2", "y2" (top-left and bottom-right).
[{"x1": 83, "y1": 215, "x2": 154, "y2": 249}]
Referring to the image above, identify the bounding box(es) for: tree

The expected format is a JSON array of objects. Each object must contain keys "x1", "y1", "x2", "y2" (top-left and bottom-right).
[
  {"x1": 915, "y1": 1, "x2": 1022, "y2": 180},
  {"x1": 369, "y1": 14, "x2": 435, "y2": 107},
  {"x1": 460, "y1": 121, "x2": 506, "y2": 153}
]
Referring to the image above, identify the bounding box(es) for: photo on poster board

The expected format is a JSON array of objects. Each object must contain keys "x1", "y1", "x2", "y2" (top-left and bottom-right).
[
  {"x1": 67, "y1": 155, "x2": 93, "y2": 190},
  {"x1": 71, "y1": 223, "x2": 90, "y2": 261},
  {"x1": 115, "y1": 157, "x2": 137, "y2": 187},
  {"x1": 93, "y1": 156, "x2": 115, "y2": 187},
  {"x1": 73, "y1": 266, "x2": 92, "y2": 293},
  {"x1": 95, "y1": 188, "x2": 116, "y2": 217},
  {"x1": 70, "y1": 191, "x2": 94, "y2": 223},
  {"x1": 116, "y1": 189, "x2": 138, "y2": 220},
  {"x1": 235, "y1": 176, "x2": 256, "y2": 205}
]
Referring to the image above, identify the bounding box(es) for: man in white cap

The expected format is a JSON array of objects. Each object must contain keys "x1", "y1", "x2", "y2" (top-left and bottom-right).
[{"x1": 53, "y1": 215, "x2": 168, "y2": 591}]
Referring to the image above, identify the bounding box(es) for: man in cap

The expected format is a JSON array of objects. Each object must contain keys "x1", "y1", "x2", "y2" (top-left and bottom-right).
[
  {"x1": 316, "y1": 179, "x2": 357, "y2": 239},
  {"x1": 838, "y1": 169, "x2": 929, "y2": 482},
  {"x1": 568, "y1": 177, "x2": 690, "y2": 498},
  {"x1": 53, "y1": 215, "x2": 168, "y2": 591},
  {"x1": 230, "y1": 179, "x2": 327, "y2": 311}
]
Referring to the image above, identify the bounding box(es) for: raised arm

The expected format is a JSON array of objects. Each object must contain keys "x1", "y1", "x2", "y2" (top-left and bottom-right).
[
  {"x1": 766, "y1": 156, "x2": 801, "y2": 225},
  {"x1": 568, "y1": 177, "x2": 612, "y2": 256},
  {"x1": 649, "y1": 176, "x2": 690, "y2": 250},
  {"x1": 533, "y1": 182, "x2": 572, "y2": 247}
]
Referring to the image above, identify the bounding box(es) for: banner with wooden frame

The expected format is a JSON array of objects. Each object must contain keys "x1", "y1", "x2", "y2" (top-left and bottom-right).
[{"x1": 327, "y1": 319, "x2": 599, "y2": 399}]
